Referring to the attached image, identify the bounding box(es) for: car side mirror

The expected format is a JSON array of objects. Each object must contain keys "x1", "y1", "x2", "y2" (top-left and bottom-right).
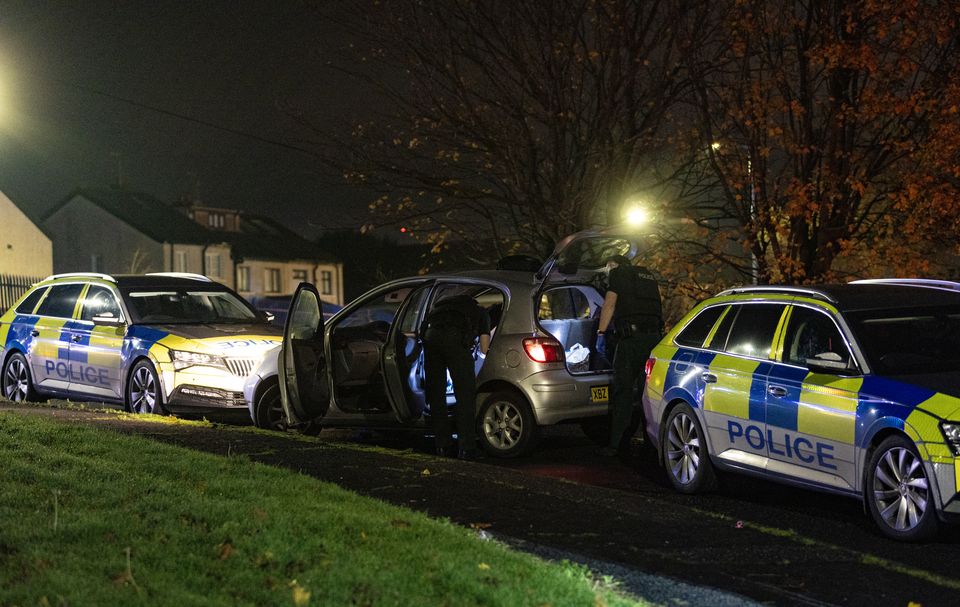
[
  {"x1": 92, "y1": 314, "x2": 125, "y2": 327},
  {"x1": 805, "y1": 352, "x2": 856, "y2": 376}
]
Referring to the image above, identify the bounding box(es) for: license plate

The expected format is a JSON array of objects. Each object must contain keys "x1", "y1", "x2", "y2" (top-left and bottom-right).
[{"x1": 590, "y1": 386, "x2": 609, "y2": 403}]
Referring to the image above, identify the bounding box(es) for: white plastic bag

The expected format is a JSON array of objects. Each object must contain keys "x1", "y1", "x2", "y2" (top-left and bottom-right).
[{"x1": 566, "y1": 343, "x2": 590, "y2": 364}]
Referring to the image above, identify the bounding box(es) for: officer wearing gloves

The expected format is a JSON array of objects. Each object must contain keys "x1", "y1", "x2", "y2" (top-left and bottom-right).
[
  {"x1": 597, "y1": 255, "x2": 662, "y2": 456},
  {"x1": 421, "y1": 294, "x2": 491, "y2": 460}
]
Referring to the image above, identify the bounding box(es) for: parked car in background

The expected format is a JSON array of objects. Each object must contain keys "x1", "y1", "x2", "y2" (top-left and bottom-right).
[
  {"x1": 244, "y1": 229, "x2": 640, "y2": 457},
  {"x1": 0, "y1": 272, "x2": 280, "y2": 418},
  {"x1": 644, "y1": 279, "x2": 960, "y2": 540},
  {"x1": 246, "y1": 294, "x2": 341, "y2": 328}
]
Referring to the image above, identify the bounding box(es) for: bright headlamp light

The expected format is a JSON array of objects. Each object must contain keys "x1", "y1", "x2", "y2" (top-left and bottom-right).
[
  {"x1": 170, "y1": 349, "x2": 226, "y2": 370},
  {"x1": 939, "y1": 422, "x2": 960, "y2": 456}
]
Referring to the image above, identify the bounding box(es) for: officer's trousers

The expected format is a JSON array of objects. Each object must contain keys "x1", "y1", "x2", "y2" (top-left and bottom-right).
[
  {"x1": 609, "y1": 332, "x2": 661, "y2": 449},
  {"x1": 423, "y1": 332, "x2": 477, "y2": 452}
]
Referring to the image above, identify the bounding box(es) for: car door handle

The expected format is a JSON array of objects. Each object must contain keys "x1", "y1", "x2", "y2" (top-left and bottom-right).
[
  {"x1": 768, "y1": 385, "x2": 788, "y2": 398},
  {"x1": 30, "y1": 330, "x2": 39, "y2": 337},
  {"x1": 701, "y1": 372, "x2": 718, "y2": 384}
]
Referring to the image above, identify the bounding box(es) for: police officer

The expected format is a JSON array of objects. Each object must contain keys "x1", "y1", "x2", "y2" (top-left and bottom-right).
[
  {"x1": 421, "y1": 293, "x2": 491, "y2": 460},
  {"x1": 597, "y1": 255, "x2": 662, "y2": 456}
]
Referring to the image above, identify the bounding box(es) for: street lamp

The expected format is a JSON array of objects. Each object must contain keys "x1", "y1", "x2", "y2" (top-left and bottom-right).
[
  {"x1": 709, "y1": 141, "x2": 758, "y2": 284},
  {"x1": 623, "y1": 203, "x2": 649, "y2": 227}
]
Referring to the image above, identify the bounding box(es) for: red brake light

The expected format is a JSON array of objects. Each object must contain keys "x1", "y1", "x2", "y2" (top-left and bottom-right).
[
  {"x1": 523, "y1": 337, "x2": 564, "y2": 363},
  {"x1": 645, "y1": 357, "x2": 656, "y2": 378}
]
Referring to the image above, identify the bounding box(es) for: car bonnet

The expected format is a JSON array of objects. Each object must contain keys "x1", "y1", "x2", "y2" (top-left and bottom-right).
[{"x1": 130, "y1": 323, "x2": 283, "y2": 358}]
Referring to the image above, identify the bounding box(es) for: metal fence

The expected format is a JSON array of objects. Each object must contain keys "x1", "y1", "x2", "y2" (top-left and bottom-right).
[{"x1": 0, "y1": 274, "x2": 42, "y2": 314}]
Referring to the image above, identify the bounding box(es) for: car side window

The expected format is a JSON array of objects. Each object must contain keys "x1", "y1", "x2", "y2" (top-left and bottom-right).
[
  {"x1": 783, "y1": 306, "x2": 852, "y2": 367},
  {"x1": 675, "y1": 305, "x2": 726, "y2": 348},
  {"x1": 15, "y1": 287, "x2": 48, "y2": 314},
  {"x1": 723, "y1": 304, "x2": 786, "y2": 359},
  {"x1": 80, "y1": 286, "x2": 124, "y2": 322},
  {"x1": 35, "y1": 283, "x2": 85, "y2": 319}
]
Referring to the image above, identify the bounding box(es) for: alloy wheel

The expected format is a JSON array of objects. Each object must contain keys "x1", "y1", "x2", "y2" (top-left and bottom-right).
[
  {"x1": 873, "y1": 447, "x2": 929, "y2": 532},
  {"x1": 483, "y1": 401, "x2": 523, "y2": 450},
  {"x1": 130, "y1": 366, "x2": 158, "y2": 414},
  {"x1": 265, "y1": 394, "x2": 286, "y2": 430},
  {"x1": 666, "y1": 412, "x2": 701, "y2": 485},
  {"x1": 4, "y1": 358, "x2": 29, "y2": 402}
]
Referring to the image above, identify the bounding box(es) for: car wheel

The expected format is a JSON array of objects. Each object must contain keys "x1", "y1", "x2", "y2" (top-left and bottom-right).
[
  {"x1": 866, "y1": 435, "x2": 939, "y2": 541},
  {"x1": 579, "y1": 415, "x2": 611, "y2": 446},
  {"x1": 254, "y1": 382, "x2": 287, "y2": 431},
  {"x1": 127, "y1": 360, "x2": 164, "y2": 415},
  {"x1": 478, "y1": 391, "x2": 537, "y2": 458},
  {"x1": 3, "y1": 352, "x2": 38, "y2": 402},
  {"x1": 662, "y1": 403, "x2": 716, "y2": 493}
]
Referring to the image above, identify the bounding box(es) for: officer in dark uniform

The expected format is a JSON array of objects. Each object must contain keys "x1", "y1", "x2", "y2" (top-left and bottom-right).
[
  {"x1": 421, "y1": 294, "x2": 491, "y2": 460},
  {"x1": 597, "y1": 255, "x2": 662, "y2": 455}
]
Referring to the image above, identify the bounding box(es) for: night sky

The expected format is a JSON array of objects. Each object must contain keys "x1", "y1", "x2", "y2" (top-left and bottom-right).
[{"x1": 0, "y1": 1, "x2": 374, "y2": 235}]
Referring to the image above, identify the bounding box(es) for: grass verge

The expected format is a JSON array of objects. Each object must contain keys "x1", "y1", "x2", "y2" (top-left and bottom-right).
[{"x1": 0, "y1": 412, "x2": 641, "y2": 606}]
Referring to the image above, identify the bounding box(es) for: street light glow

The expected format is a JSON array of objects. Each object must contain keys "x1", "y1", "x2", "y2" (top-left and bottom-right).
[{"x1": 624, "y1": 205, "x2": 648, "y2": 226}]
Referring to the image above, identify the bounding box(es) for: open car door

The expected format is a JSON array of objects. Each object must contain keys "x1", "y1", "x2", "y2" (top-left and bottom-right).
[
  {"x1": 382, "y1": 282, "x2": 434, "y2": 423},
  {"x1": 535, "y1": 227, "x2": 640, "y2": 290},
  {"x1": 279, "y1": 282, "x2": 330, "y2": 425}
]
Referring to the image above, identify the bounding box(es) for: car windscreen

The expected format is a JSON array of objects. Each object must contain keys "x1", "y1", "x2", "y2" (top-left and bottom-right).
[
  {"x1": 123, "y1": 289, "x2": 258, "y2": 324},
  {"x1": 846, "y1": 305, "x2": 960, "y2": 375}
]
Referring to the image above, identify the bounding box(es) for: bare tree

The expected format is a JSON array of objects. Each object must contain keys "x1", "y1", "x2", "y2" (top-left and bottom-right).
[{"x1": 298, "y1": 0, "x2": 709, "y2": 262}]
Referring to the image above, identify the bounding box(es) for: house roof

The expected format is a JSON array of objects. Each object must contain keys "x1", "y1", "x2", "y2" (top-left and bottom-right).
[
  {"x1": 44, "y1": 187, "x2": 337, "y2": 264},
  {"x1": 227, "y1": 213, "x2": 337, "y2": 263},
  {"x1": 45, "y1": 188, "x2": 215, "y2": 245}
]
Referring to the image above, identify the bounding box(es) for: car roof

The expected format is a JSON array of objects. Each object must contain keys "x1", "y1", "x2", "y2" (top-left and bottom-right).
[
  {"x1": 113, "y1": 275, "x2": 229, "y2": 290},
  {"x1": 719, "y1": 283, "x2": 960, "y2": 312}
]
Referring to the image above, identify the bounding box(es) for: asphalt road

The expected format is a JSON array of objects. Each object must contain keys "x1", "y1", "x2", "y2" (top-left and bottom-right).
[{"x1": 3, "y1": 402, "x2": 959, "y2": 606}]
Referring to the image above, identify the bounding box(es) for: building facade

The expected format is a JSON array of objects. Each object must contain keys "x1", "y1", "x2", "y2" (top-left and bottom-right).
[
  {"x1": 0, "y1": 189, "x2": 53, "y2": 278},
  {"x1": 42, "y1": 188, "x2": 343, "y2": 305}
]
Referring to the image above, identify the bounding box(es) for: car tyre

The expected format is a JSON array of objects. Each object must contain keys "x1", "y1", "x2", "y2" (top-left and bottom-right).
[
  {"x1": 127, "y1": 360, "x2": 165, "y2": 415},
  {"x1": 254, "y1": 382, "x2": 287, "y2": 431},
  {"x1": 478, "y1": 391, "x2": 537, "y2": 458},
  {"x1": 865, "y1": 435, "x2": 939, "y2": 541},
  {"x1": 3, "y1": 352, "x2": 39, "y2": 402},
  {"x1": 662, "y1": 403, "x2": 716, "y2": 493}
]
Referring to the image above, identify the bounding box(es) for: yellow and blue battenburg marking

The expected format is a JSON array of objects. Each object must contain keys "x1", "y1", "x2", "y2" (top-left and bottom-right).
[
  {"x1": 1, "y1": 281, "x2": 281, "y2": 406},
  {"x1": 648, "y1": 298, "x2": 960, "y2": 499}
]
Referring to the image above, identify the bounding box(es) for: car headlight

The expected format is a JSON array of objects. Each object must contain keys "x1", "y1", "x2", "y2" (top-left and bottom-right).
[
  {"x1": 940, "y1": 422, "x2": 960, "y2": 456},
  {"x1": 170, "y1": 350, "x2": 226, "y2": 371}
]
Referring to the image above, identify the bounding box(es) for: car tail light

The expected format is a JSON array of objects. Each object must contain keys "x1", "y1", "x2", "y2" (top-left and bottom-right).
[
  {"x1": 644, "y1": 357, "x2": 656, "y2": 378},
  {"x1": 522, "y1": 337, "x2": 564, "y2": 363}
]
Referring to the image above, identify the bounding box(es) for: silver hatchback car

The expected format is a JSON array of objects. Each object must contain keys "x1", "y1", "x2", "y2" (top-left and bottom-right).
[{"x1": 244, "y1": 229, "x2": 639, "y2": 457}]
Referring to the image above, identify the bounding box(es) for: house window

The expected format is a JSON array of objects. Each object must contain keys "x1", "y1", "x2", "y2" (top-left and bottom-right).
[
  {"x1": 292, "y1": 269, "x2": 308, "y2": 285},
  {"x1": 205, "y1": 253, "x2": 222, "y2": 278},
  {"x1": 236, "y1": 266, "x2": 251, "y2": 292},
  {"x1": 90, "y1": 254, "x2": 102, "y2": 273},
  {"x1": 321, "y1": 270, "x2": 333, "y2": 295},
  {"x1": 175, "y1": 250, "x2": 188, "y2": 273},
  {"x1": 207, "y1": 213, "x2": 225, "y2": 229},
  {"x1": 265, "y1": 268, "x2": 281, "y2": 293}
]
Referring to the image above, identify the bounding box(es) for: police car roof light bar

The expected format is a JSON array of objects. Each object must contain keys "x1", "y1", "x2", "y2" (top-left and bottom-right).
[
  {"x1": 44, "y1": 272, "x2": 117, "y2": 283},
  {"x1": 146, "y1": 272, "x2": 212, "y2": 282},
  {"x1": 717, "y1": 285, "x2": 839, "y2": 304},
  {"x1": 849, "y1": 278, "x2": 960, "y2": 292}
]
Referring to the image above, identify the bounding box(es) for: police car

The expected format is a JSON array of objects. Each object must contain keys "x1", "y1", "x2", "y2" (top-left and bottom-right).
[
  {"x1": 643, "y1": 279, "x2": 960, "y2": 540},
  {"x1": 0, "y1": 273, "x2": 281, "y2": 416}
]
